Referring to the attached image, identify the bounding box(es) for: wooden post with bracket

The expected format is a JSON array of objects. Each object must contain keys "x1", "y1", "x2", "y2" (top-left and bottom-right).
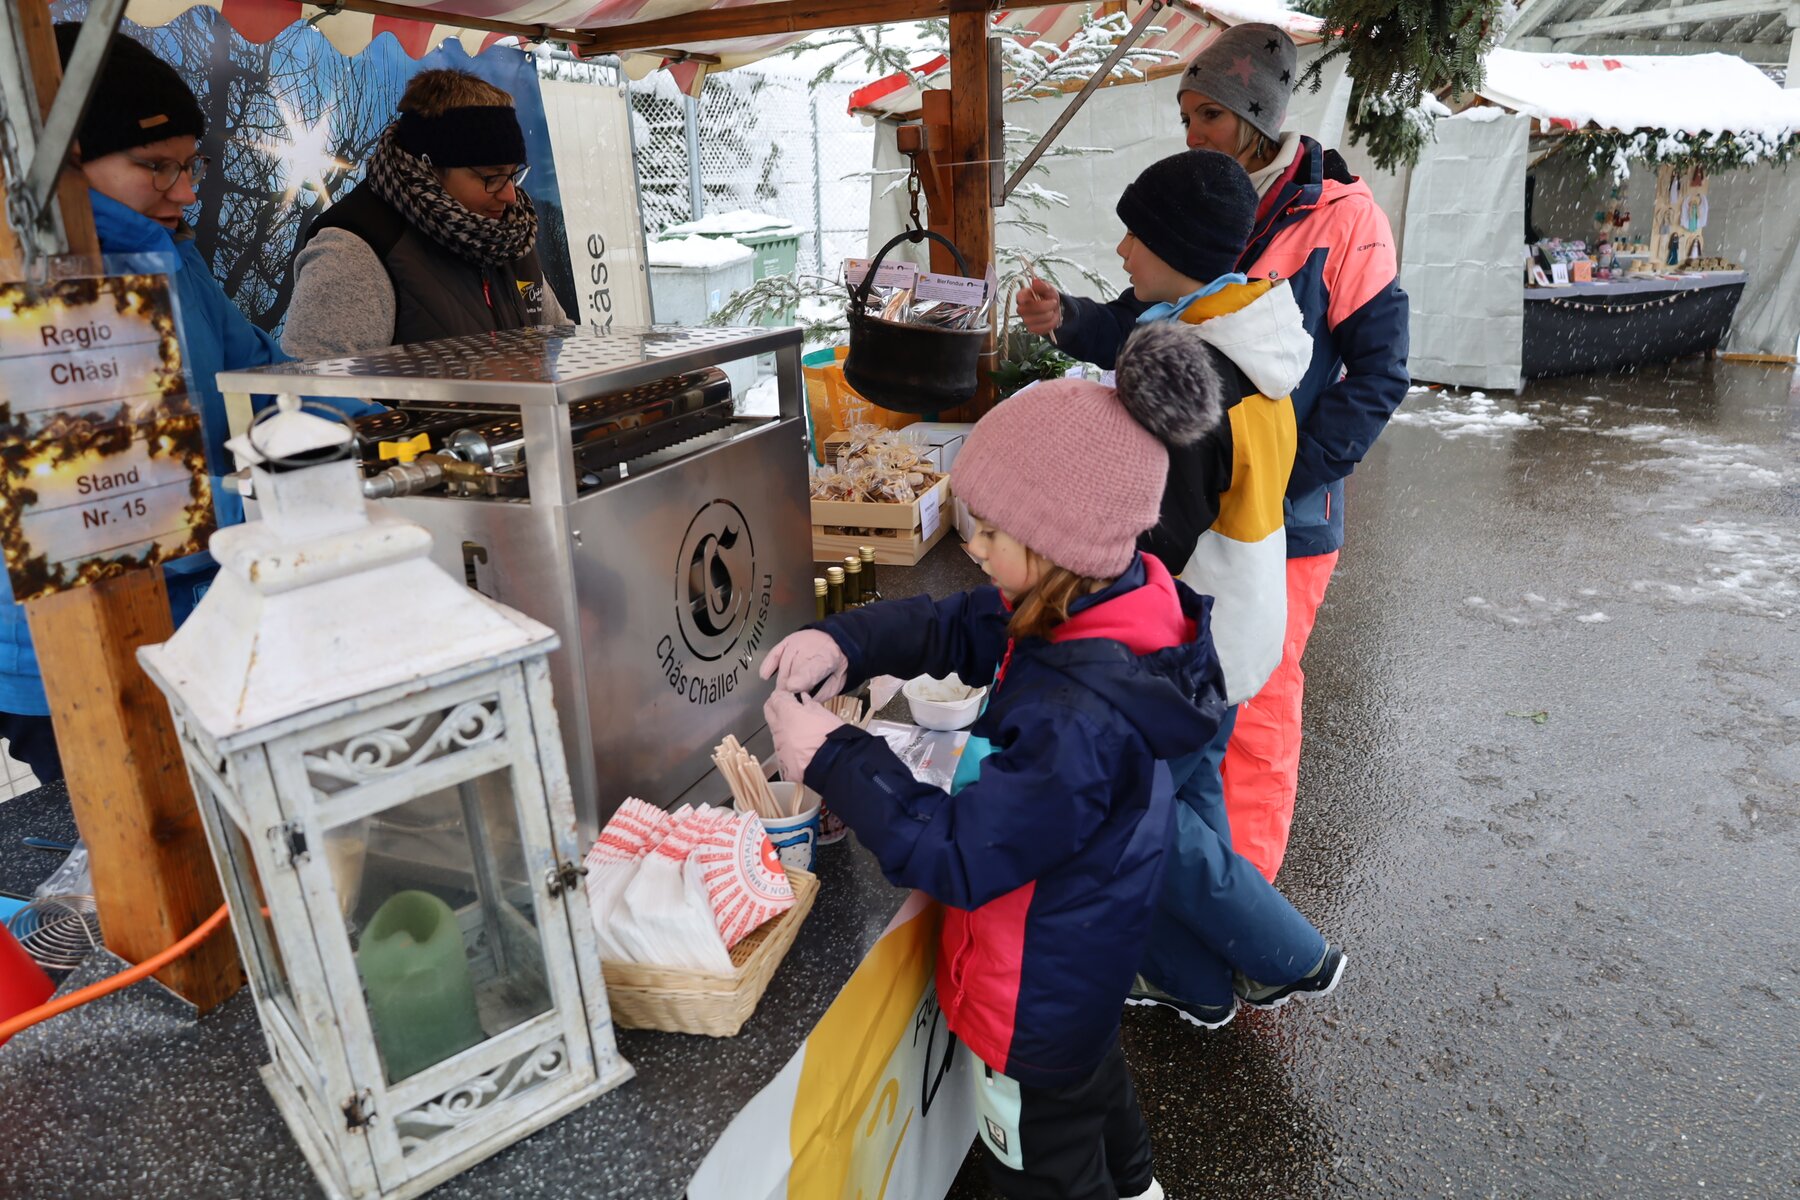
[{"x1": 5, "y1": 3, "x2": 241, "y2": 1011}]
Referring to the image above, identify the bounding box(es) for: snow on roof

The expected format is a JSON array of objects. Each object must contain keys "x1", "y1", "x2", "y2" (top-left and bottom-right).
[
  {"x1": 663, "y1": 209, "x2": 798, "y2": 236},
  {"x1": 1478, "y1": 49, "x2": 1800, "y2": 138},
  {"x1": 647, "y1": 235, "x2": 755, "y2": 268}
]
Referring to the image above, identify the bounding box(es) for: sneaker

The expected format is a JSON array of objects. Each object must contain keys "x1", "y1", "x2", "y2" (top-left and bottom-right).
[
  {"x1": 1120, "y1": 1180, "x2": 1164, "y2": 1200},
  {"x1": 1125, "y1": 975, "x2": 1237, "y2": 1029},
  {"x1": 1236, "y1": 945, "x2": 1347, "y2": 1010}
]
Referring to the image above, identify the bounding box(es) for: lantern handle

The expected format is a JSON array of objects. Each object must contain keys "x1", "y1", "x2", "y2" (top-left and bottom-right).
[{"x1": 244, "y1": 396, "x2": 359, "y2": 473}]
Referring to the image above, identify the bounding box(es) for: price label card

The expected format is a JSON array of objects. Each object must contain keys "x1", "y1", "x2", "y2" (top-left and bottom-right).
[
  {"x1": 919, "y1": 485, "x2": 942, "y2": 543},
  {"x1": 0, "y1": 274, "x2": 213, "y2": 601},
  {"x1": 913, "y1": 272, "x2": 988, "y2": 305},
  {"x1": 845, "y1": 258, "x2": 919, "y2": 290}
]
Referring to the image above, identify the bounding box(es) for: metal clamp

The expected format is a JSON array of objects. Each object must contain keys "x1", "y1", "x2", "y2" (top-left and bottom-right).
[{"x1": 543, "y1": 859, "x2": 588, "y2": 899}]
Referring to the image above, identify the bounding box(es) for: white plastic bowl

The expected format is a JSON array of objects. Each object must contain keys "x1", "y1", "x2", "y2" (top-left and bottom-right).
[{"x1": 903, "y1": 675, "x2": 986, "y2": 731}]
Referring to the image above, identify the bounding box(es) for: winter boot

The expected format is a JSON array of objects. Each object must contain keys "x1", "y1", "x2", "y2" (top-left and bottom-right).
[
  {"x1": 1236, "y1": 945, "x2": 1347, "y2": 1009},
  {"x1": 1125, "y1": 974, "x2": 1236, "y2": 1029}
]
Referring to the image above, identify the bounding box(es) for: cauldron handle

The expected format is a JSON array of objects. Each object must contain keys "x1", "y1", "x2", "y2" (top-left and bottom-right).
[{"x1": 852, "y1": 229, "x2": 975, "y2": 313}]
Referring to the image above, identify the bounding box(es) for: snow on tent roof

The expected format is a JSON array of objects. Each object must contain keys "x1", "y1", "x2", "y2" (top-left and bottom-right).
[
  {"x1": 846, "y1": 0, "x2": 1323, "y2": 118},
  {"x1": 1478, "y1": 49, "x2": 1800, "y2": 138}
]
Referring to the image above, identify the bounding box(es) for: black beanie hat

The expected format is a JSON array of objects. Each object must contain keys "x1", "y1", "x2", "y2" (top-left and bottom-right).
[
  {"x1": 1115, "y1": 149, "x2": 1258, "y2": 285},
  {"x1": 54, "y1": 24, "x2": 204, "y2": 162}
]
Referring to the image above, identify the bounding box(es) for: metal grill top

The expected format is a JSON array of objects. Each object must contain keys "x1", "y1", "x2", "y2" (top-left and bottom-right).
[{"x1": 216, "y1": 325, "x2": 801, "y2": 407}]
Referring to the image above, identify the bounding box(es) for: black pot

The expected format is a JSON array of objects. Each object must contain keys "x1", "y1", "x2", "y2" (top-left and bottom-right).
[{"x1": 843, "y1": 230, "x2": 988, "y2": 414}]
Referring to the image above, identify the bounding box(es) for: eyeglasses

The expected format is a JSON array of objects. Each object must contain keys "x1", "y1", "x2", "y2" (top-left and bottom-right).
[
  {"x1": 469, "y1": 165, "x2": 529, "y2": 195},
  {"x1": 127, "y1": 153, "x2": 210, "y2": 192}
]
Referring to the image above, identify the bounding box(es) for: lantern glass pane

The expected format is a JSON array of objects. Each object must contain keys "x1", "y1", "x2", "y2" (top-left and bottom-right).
[
  {"x1": 341, "y1": 768, "x2": 555, "y2": 1085},
  {"x1": 210, "y1": 793, "x2": 303, "y2": 1042}
]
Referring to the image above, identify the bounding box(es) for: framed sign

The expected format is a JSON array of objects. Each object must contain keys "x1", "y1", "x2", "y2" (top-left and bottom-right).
[{"x1": 0, "y1": 273, "x2": 213, "y2": 601}]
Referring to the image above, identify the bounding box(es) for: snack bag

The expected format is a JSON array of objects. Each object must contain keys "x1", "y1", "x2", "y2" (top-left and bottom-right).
[
  {"x1": 614, "y1": 808, "x2": 734, "y2": 974},
  {"x1": 689, "y1": 811, "x2": 796, "y2": 949},
  {"x1": 585, "y1": 798, "x2": 666, "y2": 962}
]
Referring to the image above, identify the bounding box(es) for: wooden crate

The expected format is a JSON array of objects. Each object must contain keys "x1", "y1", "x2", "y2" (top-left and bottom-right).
[{"x1": 812, "y1": 476, "x2": 951, "y2": 567}]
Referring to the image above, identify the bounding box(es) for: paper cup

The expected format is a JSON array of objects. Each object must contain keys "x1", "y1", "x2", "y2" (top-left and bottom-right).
[{"x1": 737, "y1": 782, "x2": 822, "y2": 873}]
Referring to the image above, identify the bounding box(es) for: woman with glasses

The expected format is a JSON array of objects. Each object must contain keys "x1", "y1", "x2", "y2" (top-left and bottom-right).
[
  {"x1": 283, "y1": 69, "x2": 566, "y2": 358},
  {"x1": 0, "y1": 28, "x2": 359, "y2": 788}
]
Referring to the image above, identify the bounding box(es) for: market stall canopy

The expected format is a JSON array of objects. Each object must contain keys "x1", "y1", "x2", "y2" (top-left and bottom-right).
[
  {"x1": 1476, "y1": 48, "x2": 1800, "y2": 137},
  {"x1": 123, "y1": 0, "x2": 819, "y2": 92},
  {"x1": 847, "y1": 0, "x2": 1323, "y2": 117}
]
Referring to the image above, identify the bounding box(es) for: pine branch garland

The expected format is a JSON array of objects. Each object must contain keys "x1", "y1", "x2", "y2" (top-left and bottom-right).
[{"x1": 1299, "y1": 0, "x2": 1515, "y2": 170}]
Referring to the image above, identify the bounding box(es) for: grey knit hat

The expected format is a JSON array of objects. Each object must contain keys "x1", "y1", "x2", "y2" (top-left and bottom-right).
[{"x1": 1177, "y1": 23, "x2": 1297, "y2": 144}]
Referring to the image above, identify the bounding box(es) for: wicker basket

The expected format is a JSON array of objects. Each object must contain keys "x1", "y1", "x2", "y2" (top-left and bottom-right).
[{"x1": 601, "y1": 868, "x2": 819, "y2": 1037}]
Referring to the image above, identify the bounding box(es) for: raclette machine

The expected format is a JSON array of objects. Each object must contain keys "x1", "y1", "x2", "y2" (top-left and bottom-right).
[{"x1": 218, "y1": 325, "x2": 814, "y2": 839}]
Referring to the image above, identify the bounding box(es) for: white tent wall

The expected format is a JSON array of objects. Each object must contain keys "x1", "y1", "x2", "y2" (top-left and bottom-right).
[
  {"x1": 865, "y1": 45, "x2": 1352, "y2": 300},
  {"x1": 1529, "y1": 151, "x2": 1800, "y2": 357},
  {"x1": 1398, "y1": 112, "x2": 1529, "y2": 390},
  {"x1": 1338, "y1": 145, "x2": 1412, "y2": 263}
]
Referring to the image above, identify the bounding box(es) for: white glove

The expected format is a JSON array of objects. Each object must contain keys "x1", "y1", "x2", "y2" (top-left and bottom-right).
[{"x1": 759, "y1": 629, "x2": 850, "y2": 700}]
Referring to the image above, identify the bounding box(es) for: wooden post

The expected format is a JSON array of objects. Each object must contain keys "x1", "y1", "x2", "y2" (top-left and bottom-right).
[
  {"x1": 13, "y1": 0, "x2": 99, "y2": 261},
  {"x1": 918, "y1": 90, "x2": 958, "y2": 275},
  {"x1": 5, "y1": 5, "x2": 242, "y2": 1010},
  {"x1": 946, "y1": 12, "x2": 1000, "y2": 417}
]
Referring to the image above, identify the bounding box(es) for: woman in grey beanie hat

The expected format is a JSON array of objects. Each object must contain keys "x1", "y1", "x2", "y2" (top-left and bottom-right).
[{"x1": 1016, "y1": 19, "x2": 1412, "y2": 929}]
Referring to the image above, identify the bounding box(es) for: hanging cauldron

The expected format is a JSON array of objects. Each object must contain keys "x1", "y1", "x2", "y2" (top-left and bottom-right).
[{"x1": 843, "y1": 230, "x2": 988, "y2": 414}]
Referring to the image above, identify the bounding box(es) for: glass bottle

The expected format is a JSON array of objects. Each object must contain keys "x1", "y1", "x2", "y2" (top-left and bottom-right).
[
  {"x1": 858, "y1": 545, "x2": 881, "y2": 604},
  {"x1": 825, "y1": 566, "x2": 845, "y2": 615},
  {"x1": 814, "y1": 577, "x2": 828, "y2": 622},
  {"x1": 842, "y1": 556, "x2": 863, "y2": 607}
]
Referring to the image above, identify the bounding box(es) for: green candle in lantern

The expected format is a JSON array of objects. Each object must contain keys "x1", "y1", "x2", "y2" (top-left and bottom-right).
[{"x1": 357, "y1": 890, "x2": 487, "y2": 1082}]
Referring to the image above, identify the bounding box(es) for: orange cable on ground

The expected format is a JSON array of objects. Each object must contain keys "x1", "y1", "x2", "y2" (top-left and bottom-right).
[{"x1": 0, "y1": 902, "x2": 231, "y2": 1043}]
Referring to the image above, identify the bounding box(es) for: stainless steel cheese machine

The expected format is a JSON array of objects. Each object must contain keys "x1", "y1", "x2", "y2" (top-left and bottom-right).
[{"x1": 217, "y1": 325, "x2": 815, "y2": 838}]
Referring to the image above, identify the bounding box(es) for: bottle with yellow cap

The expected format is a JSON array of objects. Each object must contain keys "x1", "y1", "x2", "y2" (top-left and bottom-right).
[
  {"x1": 813, "y1": 577, "x2": 828, "y2": 622},
  {"x1": 825, "y1": 566, "x2": 845, "y2": 615},
  {"x1": 842, "y1": 556, "x2": 863, "y2": 608},
  {"x1": 858, "y1": 545, "x2": 881, "y2": 604}
]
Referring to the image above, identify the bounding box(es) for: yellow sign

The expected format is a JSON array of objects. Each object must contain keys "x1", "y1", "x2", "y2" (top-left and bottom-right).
[{"x1": 0, "y1": 274, "x2": 213, "y2": 600}]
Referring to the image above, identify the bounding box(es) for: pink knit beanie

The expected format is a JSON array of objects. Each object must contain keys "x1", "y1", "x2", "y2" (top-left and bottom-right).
[{"x1": 951, "y1": 324, "x2": 1228, "y2": 578}]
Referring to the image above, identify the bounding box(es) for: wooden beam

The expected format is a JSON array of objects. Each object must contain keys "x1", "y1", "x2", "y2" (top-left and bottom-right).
[
  {"x1": 1505, "y1": 0, "x2": 1579, "y2": 41},
  {"x1": 1544, "y1": 0, "x2": 1786, "y2": 40},
  {"x1": 3, "y1": 10, "x2": 241, "y2": 1012},
  {"x1": 1528, "y1": 35, "x2": 1791, "y2": 58},
  {"x1": 581, "y1": 0, "x2": 999, "y2": 55},
  {"x1": 947, "y1": 15, "x2": 998, "y2": 417}
]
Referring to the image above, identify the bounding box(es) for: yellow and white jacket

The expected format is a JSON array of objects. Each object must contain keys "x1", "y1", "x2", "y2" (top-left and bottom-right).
[{"x1": 1138, "y1": 279, "x2": 1312, "y2": 705}]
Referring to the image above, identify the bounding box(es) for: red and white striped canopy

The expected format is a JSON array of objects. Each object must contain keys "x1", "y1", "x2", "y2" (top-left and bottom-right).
[{"x1": 124, "y1": 0, "x2": 1319, "y2": 98}]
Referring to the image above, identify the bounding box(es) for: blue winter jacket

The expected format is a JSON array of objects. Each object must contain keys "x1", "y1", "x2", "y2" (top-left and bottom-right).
[
  {"x1": 0, "y1": 192, "x2": 374, "y2": 715},
  {"x1": 1055, "y1": 137, "x2": 1411, "y2": 558},
  {"x1": 804, "y1": 555, "x2": 1227, "y2": 1087}
]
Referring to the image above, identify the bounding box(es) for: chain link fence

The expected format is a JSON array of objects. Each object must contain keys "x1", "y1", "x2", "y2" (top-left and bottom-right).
[{"x1": 629, "y1": 68, "x2": 875, "y2": 276}]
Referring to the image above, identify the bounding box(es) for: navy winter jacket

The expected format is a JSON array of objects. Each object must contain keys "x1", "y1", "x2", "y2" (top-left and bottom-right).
[
  {"x1": 1054, "y1": 136, "x2": 1411, "y2": 558},
  {"x1": 804, "y1": 555, "x2": 1227, "y2": 1087}
]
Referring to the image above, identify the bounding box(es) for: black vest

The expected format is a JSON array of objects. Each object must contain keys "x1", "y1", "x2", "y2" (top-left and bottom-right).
[{"x1": 300, "y1": 181, "x2": 549, "y2": 345}]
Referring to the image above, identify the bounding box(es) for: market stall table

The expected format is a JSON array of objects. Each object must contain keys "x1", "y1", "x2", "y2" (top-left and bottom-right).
[
  {"x1": 0, "y1": 539, "x2": 986, "y2": 1200},
  {"x1": 1522, "y1": 270, "x2": 1747, "y2": 380}
]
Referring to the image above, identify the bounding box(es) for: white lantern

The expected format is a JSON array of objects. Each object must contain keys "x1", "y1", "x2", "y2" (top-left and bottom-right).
[{"x1": 138, "y1": 397, "x2": 633, "y2": 1200}]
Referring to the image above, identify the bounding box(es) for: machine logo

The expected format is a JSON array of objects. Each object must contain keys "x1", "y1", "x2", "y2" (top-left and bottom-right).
[{"x1": 675, "y1": 499, "x2": 757, "y2": 662}]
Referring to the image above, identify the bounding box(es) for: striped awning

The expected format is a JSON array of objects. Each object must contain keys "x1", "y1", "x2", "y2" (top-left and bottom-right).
[{"x1": 123, "y1": 0, "x2": 1320, "y2": 98}]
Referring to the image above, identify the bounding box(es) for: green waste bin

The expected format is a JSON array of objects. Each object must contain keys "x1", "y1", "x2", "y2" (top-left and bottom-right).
[{"x1": 660, "y1": 211, "x2": 805, "y2": 326}]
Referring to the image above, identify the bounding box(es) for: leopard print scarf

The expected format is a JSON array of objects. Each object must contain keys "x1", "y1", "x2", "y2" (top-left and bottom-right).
[{"x1": 367, "y1": 126, "x2": 538, "y2": 267}]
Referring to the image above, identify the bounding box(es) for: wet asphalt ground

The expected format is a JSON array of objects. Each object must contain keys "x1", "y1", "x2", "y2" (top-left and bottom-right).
[{"x1": 948, "y1": 360, "x2": 1800, "y2": 1199}]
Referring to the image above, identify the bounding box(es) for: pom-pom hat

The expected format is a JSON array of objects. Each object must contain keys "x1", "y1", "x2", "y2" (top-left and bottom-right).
[{"x1": 951, "y1": 327, "x2": 1226, "y2": 579}]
